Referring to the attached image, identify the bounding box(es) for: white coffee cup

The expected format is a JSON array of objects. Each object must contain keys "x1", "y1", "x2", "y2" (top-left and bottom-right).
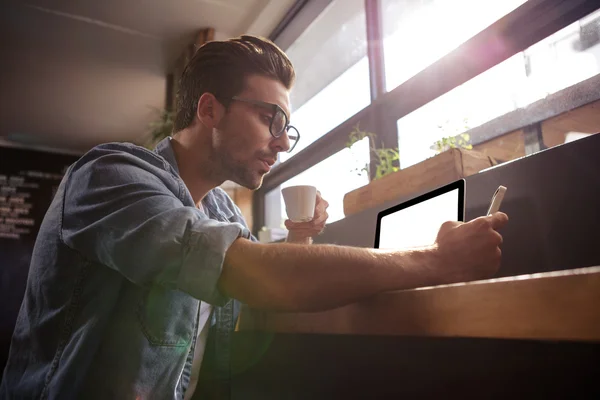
[{"x1": 281, "y1": 185, "x2": 317, "y2": 222}]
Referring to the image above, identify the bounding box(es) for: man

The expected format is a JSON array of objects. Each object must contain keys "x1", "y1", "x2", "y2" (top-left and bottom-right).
[{"x1": 1, "y1": 35, "x2": 507, "y2": 399}]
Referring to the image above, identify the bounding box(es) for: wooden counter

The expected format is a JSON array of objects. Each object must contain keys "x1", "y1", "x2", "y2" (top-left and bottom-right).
[{"x1": 238, "y1": 266, "x2": 600, "y2": 342}]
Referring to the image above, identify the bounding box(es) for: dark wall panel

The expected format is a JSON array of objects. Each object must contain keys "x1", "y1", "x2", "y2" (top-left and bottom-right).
[{"x1": 0, "y1": 145, "x2": 79, "y2": 373}]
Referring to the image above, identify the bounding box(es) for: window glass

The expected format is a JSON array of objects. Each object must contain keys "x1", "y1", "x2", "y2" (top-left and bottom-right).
[
  {"x1": 280, "y1": 57, "x2": 370, "y2": 162},
  {"x1": 396, "y1": 9, "x2": 600, "y2": 168},
  {"x1": 382, "y1": 0, "x2": 529, "y2": 91},
  {"x1": 262, "y1": 0, "x2": 372, "y2": 231},
  {"x1": 267, "y1": 137, "x2": 370, "y2": 229},
  {"x1": 280, "y1": 0, "x2": 370, "y2": 162}
]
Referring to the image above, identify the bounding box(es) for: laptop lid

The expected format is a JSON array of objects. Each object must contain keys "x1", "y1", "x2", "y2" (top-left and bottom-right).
[{"x1": 374, "y1": 179, "x2": 465, "y2": 249}]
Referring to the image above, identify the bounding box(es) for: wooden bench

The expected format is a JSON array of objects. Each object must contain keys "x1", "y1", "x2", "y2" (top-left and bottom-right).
[{"x1": 226, "y1": 267, "x2": 600, "y2": 399}]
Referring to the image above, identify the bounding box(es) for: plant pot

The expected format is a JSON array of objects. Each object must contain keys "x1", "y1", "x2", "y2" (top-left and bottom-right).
[{"x1": 343, "y1": 148, "x2": 495, "y2": 217}]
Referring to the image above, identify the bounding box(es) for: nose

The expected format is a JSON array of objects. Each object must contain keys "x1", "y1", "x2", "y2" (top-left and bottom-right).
[{"x1": 270, "y1": 131, "x2": 291, "y2": 153}]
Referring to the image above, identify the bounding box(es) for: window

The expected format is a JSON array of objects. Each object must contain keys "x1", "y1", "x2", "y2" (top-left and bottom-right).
[
  {"x1": 279, "y1": 57, "x2": 370, "y2": 162},
  {"x1": 256, "y1": 1, "x2": 600, "y2": 233},
  {"x1": 521, "y1": 10, "x2": 600, "y2": 102},
  {"x1": 382, "y1": 0, "x2": 529, "y2": 91},
  {"x1": 396, "y1": 9, "x2": 600, "y2": 168},
  {"x1": 265, "y1": 138, "x2": 370, "y2": 230},
  {"x1": 280, "y1": 0, "x2": 370, "y2": 162},
  {"x1": 262, "y1": 0, "x2": 372, "y2": 232},
  {"x1": 396, "y1": 52, "x2": 527, "y2": 168}
]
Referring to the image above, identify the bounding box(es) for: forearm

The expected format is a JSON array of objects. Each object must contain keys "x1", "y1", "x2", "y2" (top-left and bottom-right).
[
  {"x1": 219, "y1": 238, "x2": 438, "y2": 312},
  {"x1": 286, "y1": 231, "x2": 313, "y2": 245}
]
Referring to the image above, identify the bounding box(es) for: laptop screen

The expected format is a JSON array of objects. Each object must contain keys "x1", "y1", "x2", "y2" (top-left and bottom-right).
[{"x1": 375, "y1": 180, "x2": 465, "y2": 250}]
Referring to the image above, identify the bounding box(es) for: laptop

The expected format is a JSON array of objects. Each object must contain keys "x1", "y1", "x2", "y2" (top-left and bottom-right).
[{"x1": 374, "y1": 179, "x2": 465, "y2": 249}]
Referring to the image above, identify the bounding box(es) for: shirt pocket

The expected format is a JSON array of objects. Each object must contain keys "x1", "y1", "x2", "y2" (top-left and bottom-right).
[{"x1": 137, "y1": 285, "x2": 198, "y2": 347}]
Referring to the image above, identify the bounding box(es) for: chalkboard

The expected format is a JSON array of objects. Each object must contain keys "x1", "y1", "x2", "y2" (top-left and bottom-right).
[{"x1": 0, "y1": 144, "x2": 79, "y2": 373}]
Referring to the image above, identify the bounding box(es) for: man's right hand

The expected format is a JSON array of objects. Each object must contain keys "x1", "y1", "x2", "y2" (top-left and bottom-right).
[{"x1": 430, "y1": 212, "x2": 509, "y2": 284}]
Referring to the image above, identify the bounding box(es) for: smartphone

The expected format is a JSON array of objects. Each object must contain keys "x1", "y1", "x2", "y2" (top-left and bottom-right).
[{"x1": 487, "y1": 185, "x2": 507, "y2": 215}]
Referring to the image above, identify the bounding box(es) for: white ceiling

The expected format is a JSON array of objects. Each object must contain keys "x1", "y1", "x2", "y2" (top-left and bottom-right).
[{"x1": 0, "y1": 0, "x2": 296, "y2": 153}]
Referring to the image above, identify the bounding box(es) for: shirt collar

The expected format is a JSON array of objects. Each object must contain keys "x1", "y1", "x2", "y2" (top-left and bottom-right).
[
  {"x1": 154, "y1": 137, "x2": 180, "y2": 176},
  {"x1": 203, "y1": 190, "x2": 235, "y2": 220}
]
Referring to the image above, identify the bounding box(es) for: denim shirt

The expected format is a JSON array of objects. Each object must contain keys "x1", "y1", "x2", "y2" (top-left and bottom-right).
[{"x1": 1, "y1": 137, "x2": 253, "y2": 399}]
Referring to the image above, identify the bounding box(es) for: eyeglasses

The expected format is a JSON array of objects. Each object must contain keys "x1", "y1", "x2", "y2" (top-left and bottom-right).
[{"x1": 224, "y1": 96, "x2": 300, "y2": 153}]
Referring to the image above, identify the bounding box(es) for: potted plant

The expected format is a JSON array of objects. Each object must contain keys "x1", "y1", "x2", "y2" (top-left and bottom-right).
[
  {"x1": 345, "y1": 123, "x2": 400, "y2": 182},
  {"x1": 343, "y1": 123, "x2": 493, "y2": 217},
  {"x1": 143, "y1": 108, "x2": 175, "y2": 148},
  {"x1": 432, "y1": 133, "x2": 473, "y2": 153}
]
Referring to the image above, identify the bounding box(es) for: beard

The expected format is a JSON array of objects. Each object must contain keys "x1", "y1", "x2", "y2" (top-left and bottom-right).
[
  {"x1": 211, "y1": 121, "x2": 274, "y2": 190},
  {"x1": 217, "y1": 150, "x2": 266, "y2": 191},
  {"x1": 231, "y1": 163, "x2": 264, "y2": 190}
]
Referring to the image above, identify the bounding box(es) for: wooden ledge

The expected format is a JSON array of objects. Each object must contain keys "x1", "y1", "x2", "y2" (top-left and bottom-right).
[{"x1": 238, "y1": 266, "x2": 600, "y2": 342}]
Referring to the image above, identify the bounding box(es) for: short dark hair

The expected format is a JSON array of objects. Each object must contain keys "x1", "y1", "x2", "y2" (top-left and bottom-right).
[{"x1": 174, "y1": 35, "x2": 296, "y2": 132}]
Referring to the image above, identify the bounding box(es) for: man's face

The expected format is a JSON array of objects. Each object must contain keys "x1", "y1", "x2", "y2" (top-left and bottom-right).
[{"x1": 212, "y1": 75, "x2": 292, "y2": 190}]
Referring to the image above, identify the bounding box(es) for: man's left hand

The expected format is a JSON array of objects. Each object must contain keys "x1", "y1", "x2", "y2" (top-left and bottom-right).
[{"x1": 285, "y1": 191, "x2": 329, "y2": 244}]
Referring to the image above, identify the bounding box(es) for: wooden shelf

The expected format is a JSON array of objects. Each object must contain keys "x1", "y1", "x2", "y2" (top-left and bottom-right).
[
  {"x1": 342, "y1": 148, "x2": 494, "y2": 217},
  {"x1": 238, "y1": 266, "x2": 600, "y2": 342}
]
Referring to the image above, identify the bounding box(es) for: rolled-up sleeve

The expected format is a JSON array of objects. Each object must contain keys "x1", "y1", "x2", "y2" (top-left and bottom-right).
[
  {"x1": 61, "y1": 145, "x2": 250, "y2": 305},
  {"x1": 180, "y1": 220, "x2": 250, "y2": 304}
]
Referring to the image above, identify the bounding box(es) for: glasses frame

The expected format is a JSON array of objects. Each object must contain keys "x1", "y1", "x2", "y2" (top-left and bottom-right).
[{"x1": 226, "y1": 96, "x2": 300, "y2": 153}]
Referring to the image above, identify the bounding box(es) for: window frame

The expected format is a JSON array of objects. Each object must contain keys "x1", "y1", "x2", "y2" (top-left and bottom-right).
[{"x1": 254, "y1": 0, "x2": 600, "y2": 236}]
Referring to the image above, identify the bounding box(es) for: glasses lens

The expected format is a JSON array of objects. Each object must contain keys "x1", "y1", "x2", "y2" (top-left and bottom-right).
[
  {"x1": 271, "y1": 109, "x2": 287, "y2": 137},
  {"x1": 286, "y1": 126, "x2": 299, "y2": 153}
]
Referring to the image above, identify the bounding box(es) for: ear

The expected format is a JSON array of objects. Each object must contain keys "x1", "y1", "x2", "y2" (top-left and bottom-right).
[{"x1": 196, "y1": 93, "x2": 224, "y2": 129}]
